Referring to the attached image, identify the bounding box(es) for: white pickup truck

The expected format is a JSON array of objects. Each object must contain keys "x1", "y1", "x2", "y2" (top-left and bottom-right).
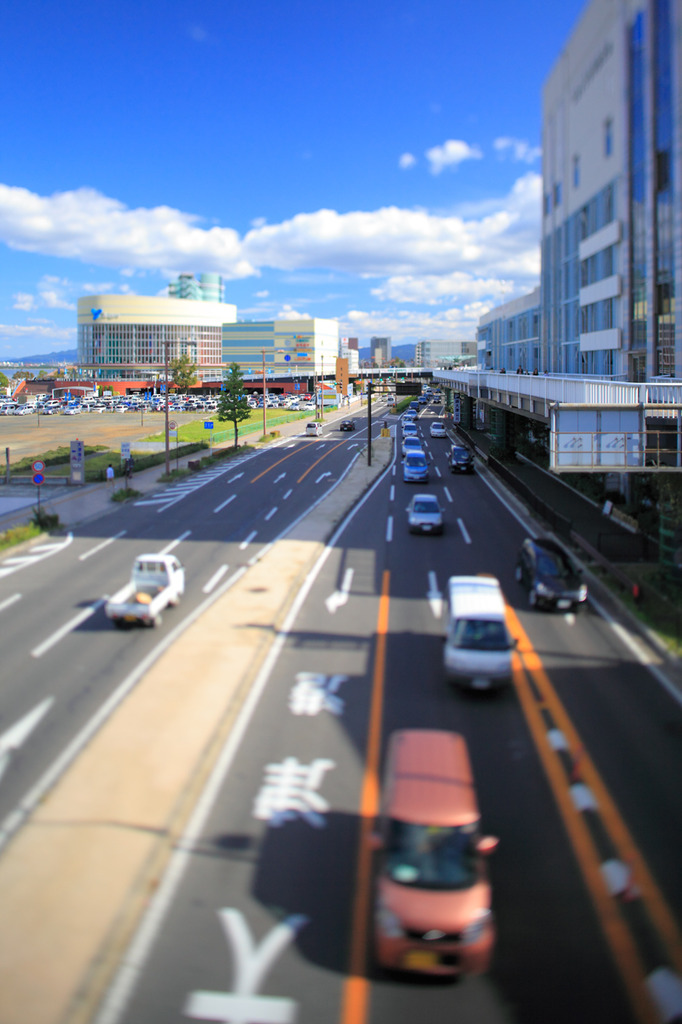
[{"x1": 105, "y1": 553, "x2": 185, "y2": 628}]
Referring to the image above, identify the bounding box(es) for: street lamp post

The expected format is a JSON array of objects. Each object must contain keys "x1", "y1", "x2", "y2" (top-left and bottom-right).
[
  {"x1": 262, "y1": 348, "x2": 267, "y2": 438},
  {"x1": 164, "y1": 340, "x2": 170, "y2": 477}
]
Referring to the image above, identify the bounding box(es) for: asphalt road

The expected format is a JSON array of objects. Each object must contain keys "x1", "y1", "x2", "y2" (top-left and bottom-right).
[{"x1": 79, "y1": 407, "x2": 682, "y2": 1024}]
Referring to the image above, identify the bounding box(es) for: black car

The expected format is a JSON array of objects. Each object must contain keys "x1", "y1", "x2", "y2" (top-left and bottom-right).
[
  {"x1": 449, "y1": 445, "x2": 474, "y2": 473},
  {"x1": 515, "y1": 537, "x2": 587, "y2": 612},
  {"x1": 339, "y1": 419, "x2": 356, "y2": 431}
]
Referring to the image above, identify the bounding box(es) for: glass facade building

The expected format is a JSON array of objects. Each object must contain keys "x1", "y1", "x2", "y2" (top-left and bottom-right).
[
  {"x1": 480, "y1": 0, "x2": 680, "y2": 382},
  {"x1": 222, "y1": 319, "x2": 339, "y2": 377}
]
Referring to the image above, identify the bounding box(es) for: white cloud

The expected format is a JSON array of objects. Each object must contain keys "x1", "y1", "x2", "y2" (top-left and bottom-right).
[
  {"x1": 494, "y1": 137, "x2": 542, "y2": 164},
  {"x1": 341, "y1": 304, "x2": 489, "y2": 343},
  {"x1": 13, "y1": 293, "x2": 36, "y2": 311},
  {"x1": 255, "y1": 290, "x2": 269, "y2": 298},
  {"x1": 425, "y1": 139, "x2": 483, "y2": 175},
  {"x1": 0, "y1": 184, "x2": 255, "y2": 279},
  {"x1": 0, "y1": 322, "x2": 74, "y2": 342},
  {"x1": 276, "y1": 305, "x2": 307, "y2": 320},
  {"x1": 399, "y1": 153, "x2": 417, "y2": 170},
  {"x1": 371, "y1": 271, "x2": 515, "y2": 306}
]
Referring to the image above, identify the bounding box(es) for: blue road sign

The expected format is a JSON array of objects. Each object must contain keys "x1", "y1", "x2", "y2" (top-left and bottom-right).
[
  {"x1": 33, "y1": 473, "x2": 44, "y2": 485},
  {"x1": 204, "y1": 421, "x2": 214, "y2": 430}
]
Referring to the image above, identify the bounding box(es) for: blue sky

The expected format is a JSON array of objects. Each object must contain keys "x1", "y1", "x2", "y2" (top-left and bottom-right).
[{"x1": 0, "y1": 0, "x2": 587, "y2": 360}]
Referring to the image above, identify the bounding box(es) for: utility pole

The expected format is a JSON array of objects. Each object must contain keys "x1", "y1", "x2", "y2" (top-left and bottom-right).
[
  {"x1": 367, "y1": 379, "x2": 372, "y2": 466},
  {"x1": 262, "y1": 349, "x2": 267, "y2": 438},
  {"x1": 164, "y1": 339, "x2": 170, "y2": 477}
]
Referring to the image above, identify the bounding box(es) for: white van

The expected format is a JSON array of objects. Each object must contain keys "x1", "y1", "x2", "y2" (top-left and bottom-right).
[{"x1": 443, "y1": 576, "x2": 515, "y2": 689}]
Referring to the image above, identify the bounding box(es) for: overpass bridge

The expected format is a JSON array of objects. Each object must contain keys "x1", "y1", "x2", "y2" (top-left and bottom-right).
[{"x1": 431, "y1": 369, "x2": 682, "y2": 473}]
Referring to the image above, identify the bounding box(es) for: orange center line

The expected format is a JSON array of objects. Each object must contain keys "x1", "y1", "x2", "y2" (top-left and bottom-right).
[{"x1": 338, "y1": 569, "x2": 391, "y2": 1024}]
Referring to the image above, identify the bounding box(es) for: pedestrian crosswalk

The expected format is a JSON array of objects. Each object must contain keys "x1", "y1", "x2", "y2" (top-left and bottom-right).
[{"x1": 134, "y1": 456, "x2": 253, "y2": 511}]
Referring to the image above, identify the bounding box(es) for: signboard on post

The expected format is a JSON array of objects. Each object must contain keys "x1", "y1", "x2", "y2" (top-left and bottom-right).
[{"x1": 70, "y1": 440, "x2": 84, "y2": 485}]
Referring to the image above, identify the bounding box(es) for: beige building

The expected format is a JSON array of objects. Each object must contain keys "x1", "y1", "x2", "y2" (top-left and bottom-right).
[
  {"x1": 77, "y1": 294, "x2": 237, "y2": 382},
  {"x1": 415, "y1": 338, "x2": 477, "y2": 367},
  {"x1": 222, "y1": 318, "x2": 339, "y2": 377}
]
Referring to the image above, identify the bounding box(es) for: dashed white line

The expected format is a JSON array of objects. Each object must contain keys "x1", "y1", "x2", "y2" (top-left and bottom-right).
[
  {"x1": 443, "y1": 486, "x2": 453, "y2": 503},
  {"x1": 160, "y1": 531, "x2": 191, "y2": 554},
  {"x1": 283, "y1": 489, "x2": 293, "y2": 500},
  {"x1": 386, "y1": 516, "x2": 394, "y2": 542},
  {"x1": 31, "y1": 600, "x2": 106, "y2": 659},
  {"x1": 202, "y1": 565, "x2": 229, "y2": 594},
  {"x1": 227, "y1": 473, "x2": 244, "y2": 483},
  {"x1": 213, "y1": 495, "x2": 236, "y2": 513},
  {"x1": 0, "y1": 593, "x2": 21, "y2": 613},
  {"x1": 79, "y1": 530, "x2": 127, "y2": 562},
  {"x1": 265, "y1": 507, "x2": 278, "y2": 521},
  {"x1": 239, "y1": 530, "x2": 258, "y2": 550},
  {"x1": 389, "y1": 485, "x2": 395, "y2": 501},
  {"x1": 457, "y1": 518, "x2": 472, "y2": 544}
]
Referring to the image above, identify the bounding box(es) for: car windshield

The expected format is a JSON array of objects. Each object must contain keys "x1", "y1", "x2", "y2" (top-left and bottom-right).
[
  {"x1": 413, "y1": 500, "x2": 438, "y2": 513},
  {"x1": 450, "y1": 618, "x2": 509, "y2": 651},
  {"x1": 384, "y1": 821, "x2": 479, "y2": 890},
  {"x1": 537, "y1": 551, "x2": 572, "y2": 578},
  {"x1": 452, "y1": 449, "x2": 468, "y2": 459},
  {"x1": 405, "y1": 456, "x2": 427, "y2": 467}
]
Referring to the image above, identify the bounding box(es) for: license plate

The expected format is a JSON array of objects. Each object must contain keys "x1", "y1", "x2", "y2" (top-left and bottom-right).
[
  {"x1": 557, "y1": 599, "x2": 571, "y2": 610},
  {"x1": 471, "y1": 677, "x2": 490, "y2": 689},
  {"x1": 403, "y1": 950, "x2": 438, "y2": 969},
  {"x1": 124, "y1": 615, "x2": 137, "y2": 623},
  {"x1": 422, "y1": 525, "x2": 432, "y2": 532}
]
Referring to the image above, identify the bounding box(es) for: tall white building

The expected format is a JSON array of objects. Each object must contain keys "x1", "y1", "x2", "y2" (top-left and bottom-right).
[{"x1": 542, "y1": 0, "x2": 680, "y2": 379}]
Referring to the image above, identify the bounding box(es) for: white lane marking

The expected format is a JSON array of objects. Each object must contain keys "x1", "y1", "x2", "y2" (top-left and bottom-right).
[
  {"x1": 457, "y1": 518, "x2": 472, "y2": 543},
  {"x1": 316, "y1": 472, "x2": 331, "y2": 483},
  {"x1": 239, "y1": 530, "x2": 258, "y2": 550},
  {"x1": 265, "y1": 507, "x2": 278, "y2": 521},
  {"x1": 0, "y1": 698, "x2": 55, "y2": 784},
  {"x1": 427, "y1": 571, "x2": 443, "y2": 618},
  {"x1": 386, "y1": 516, "x2": 393, "y2": 542},
  {"x1": 316, "y1": 443, "x2": 326, "y2": 450},
  {"x1": 283, "y1": 489, "x2": 293, "y2": 500},
  {"x1": 434, "y1": 465, "x2": 442, "y2": 478},
  {"x1": 183, "y1": 909, "x2": 303, "y2": 1023},
  {"x1": 325, "y1": 567, "x2": 355, "y2": 614},
  {"x1": 274, "y1": 473, "x2": 286, "y2": 483},
  {"x1": 392, "y1": 464, "x2": 396, "y2": 476},
  {"x1": 389, "y1": 485, "x2": 395, "y2": 501},
  {"x1": 0, "y1": 532, "x2": 73, "y2": 580},
  {"x1": 79, "y1": 530, "x2": 127, "y2": 562},
  {"x1": 214, "y1": 495, "x2": 236, "y2": 513},
  {"x1": 31, "y1": 600, "x2": 106, "y2": 659},
  {"x1": 203, "y1": 565, "x2": 229, "y2": 594},
  {"x1": 570, "y1": 783, "x2": 599, "y2": 812},
  {"x1": 0, "y1": 593, "x2": 22, "y2": 613},
  {"x1": 646, "y1": 967, "x2": 682, "y2": 1023},
  {"x1": 285, "y1": 444, "x2": 296, "y2": 449},
  {"x1": 160, "y1": 530, "x2": 191, "y2": 554},
  {"x1": 443, "y1": 486, "x2": 453, "y2": 503},
  {"x1": 227, "y1": 473, "x2": 244, "y2": 483}
]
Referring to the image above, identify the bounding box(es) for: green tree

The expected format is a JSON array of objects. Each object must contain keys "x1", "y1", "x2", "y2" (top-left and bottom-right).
[
  {"x1": 170, "y1": 353, "x2": 198, "y2": 393},
  {"x1": 217, "y1": 363, "x2": 251, "y2": 448},
  {"x1": 0, "y1": 371, "x2": 9, "y2": 390},
  {"x1": 12, "y1": 370, "x2": 32, "y2": 381}
]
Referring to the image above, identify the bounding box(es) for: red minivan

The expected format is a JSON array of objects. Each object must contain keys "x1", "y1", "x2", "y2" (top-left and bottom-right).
[{"x1": 373, "y1": 730, "x2": 498, "y2": 976}]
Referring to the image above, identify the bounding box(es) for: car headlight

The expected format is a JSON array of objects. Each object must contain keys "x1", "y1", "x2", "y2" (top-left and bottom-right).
[
  {"x1": 376, "y1": 903, "x2": 404, "y2": 938},
  {"x1": 460, "y1": 908, "x2": 493, "y2": 945},
  {"x1": 578, "y1": 584, "x2": 587, "y2": 600},
  {"x1": 535, "y1": 581, "x2": 552, "y2": 596}
]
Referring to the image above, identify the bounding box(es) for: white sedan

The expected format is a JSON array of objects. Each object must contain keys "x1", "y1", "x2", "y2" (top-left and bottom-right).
[{"x1": 429, "y1": 420, "x2": 447, "y2": 437}]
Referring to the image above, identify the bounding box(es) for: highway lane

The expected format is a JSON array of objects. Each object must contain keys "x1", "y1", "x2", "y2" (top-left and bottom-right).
[
  {"x1": 0, "y1": 418, "x2": 378, "y2": 843},
  {"x1": 97, "y1": 403, "x2": 682, "y2": 1024}
]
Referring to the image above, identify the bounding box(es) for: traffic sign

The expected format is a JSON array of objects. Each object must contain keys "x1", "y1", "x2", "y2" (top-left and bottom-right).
[
  {"x1": 168, "y1": 420, "x2": 177, "y2": 430},
  {"x1": 32, "y1": 460, "x2": 45, "y2": 473},
  {"x1": 33, "y1": 473, "x2": 44, "y2": 486},
  {"x1": 204, "y1": 421, "x2": 214, "y2": 430}
]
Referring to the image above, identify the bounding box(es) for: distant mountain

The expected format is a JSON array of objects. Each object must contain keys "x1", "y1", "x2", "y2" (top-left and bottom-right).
[
  {"x1": 357, "y1": 343, "x2": 416, "y2": 364},
  {"x1": 13, "y1": 349, "x2": 78, "y2": 365}
]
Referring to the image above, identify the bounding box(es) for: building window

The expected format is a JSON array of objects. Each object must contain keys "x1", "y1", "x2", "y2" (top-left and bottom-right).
[
  {"x1": 544, "y1": 192, "x2": 552, "y2": 216},
  {"x1": 604, "y1": 118, "x2": 613, "y2": 157},
  {"x1": 554, "y1": 182, "x2": 562, "y2": 207},
  {"x1": 573, "y1": 155, "x2": 580, "y2": 188}
]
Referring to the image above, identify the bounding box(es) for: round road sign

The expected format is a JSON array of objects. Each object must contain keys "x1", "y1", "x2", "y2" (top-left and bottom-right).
[
  {"x1": 33, "y1": 473, "x2": 44, "y2": 486},
  {"x1": 32, "y1": 460, "x2": 45, "y2": 473},
  {"x1": 168, "y1": 420, "x2": 177, "y2": 430}
]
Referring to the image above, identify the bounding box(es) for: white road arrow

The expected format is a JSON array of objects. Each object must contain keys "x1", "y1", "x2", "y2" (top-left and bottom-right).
[
  {"x1": 0, "y1": 697, "x2": 54, "y2": 784},
  {"x1": 325, "y1": 568, "x2": 355, "y2": 614},
  {"x1": 427, "y1": 571, "x2": 443, "y2": 619}
]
